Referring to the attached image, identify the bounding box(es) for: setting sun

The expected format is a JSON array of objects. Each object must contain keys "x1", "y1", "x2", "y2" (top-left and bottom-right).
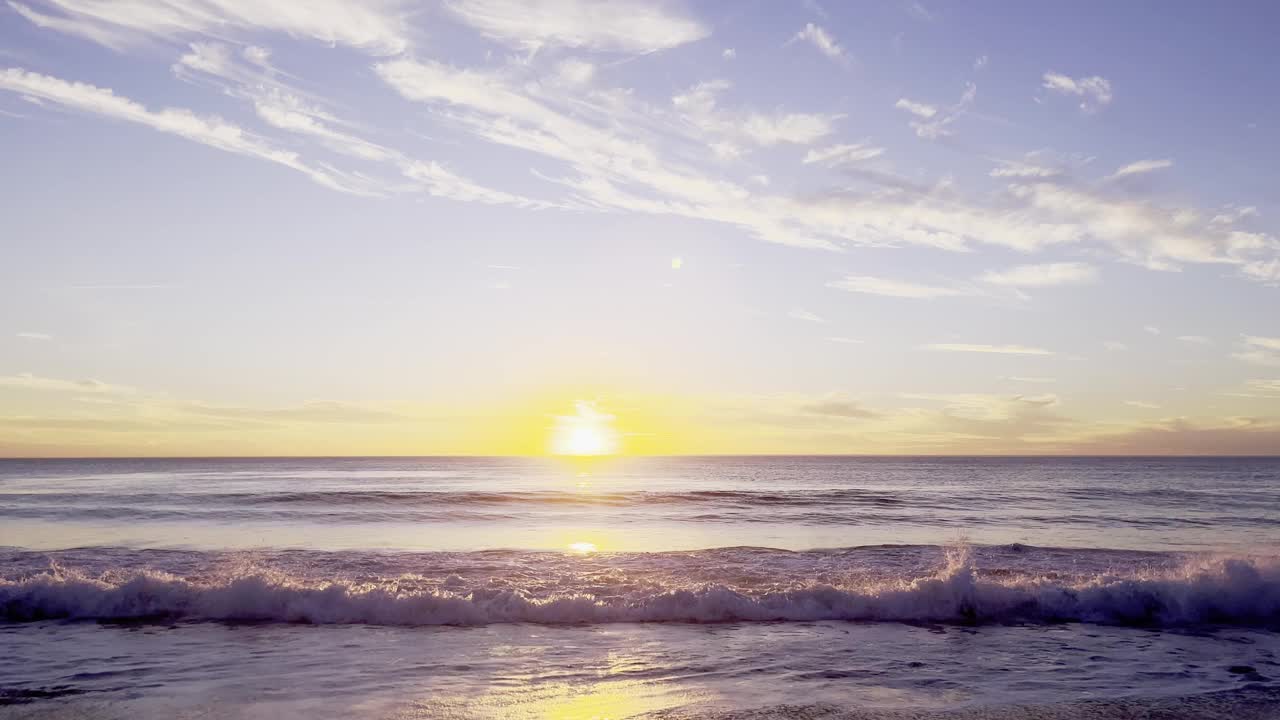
[{"x1": 549, "y1": 401, "x2": 620, "y2": 456}]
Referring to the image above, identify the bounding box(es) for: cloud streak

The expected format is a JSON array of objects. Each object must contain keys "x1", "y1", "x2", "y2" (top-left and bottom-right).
[
  {"x1": 923, "y1": 344, "x2": 1054, "y2": 356},
  {"x1": 1042, "y1": 71, "x2": 1113, "y2": 112},
  {"x1": 979, "y1": 262, "x2": 1098, "y2": 288},
  {"x1": 829, "y1": 276, "x2": 970, "y2": 299},
  {"x1": 790, "y1": 23, "x2": 850, "y2": 66},
  {"x1": 445, "y1": 0, "x2": 708, "y2": 53},
  {"x1": 0, "y1": 67, "x2": 376, "y2": 195}
]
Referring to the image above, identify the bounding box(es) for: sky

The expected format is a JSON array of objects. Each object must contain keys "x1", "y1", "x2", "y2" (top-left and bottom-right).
[{"x1": 1, "y1": 0, "x2": 1279, "y2": 457}]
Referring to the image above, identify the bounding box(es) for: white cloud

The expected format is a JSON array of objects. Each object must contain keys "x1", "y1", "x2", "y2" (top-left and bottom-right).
[
  {"x1": 554, "y1": 58, "x2": 595, "y2": 87},
  {"x1": 1244, "y1": 379, "x2": 1280, "y2": 395},
  {"x1": 973, "y1": 54, "x2": 988, "y2": 71},
  {"x1": 1241, "y1": 257, "x2": 1280, "y2": 284},
  {"x1": 1008, "y1": 376, "x2": 1056, "y2": 383},
  {"x1": 788, "y1": 309, "x2": 826, "y2": 324},
  {"x1": 802, "y1": 142, "x2": 885, "y2": 167},
  {"x1": 16, "y1": 332, "x2": 52, "y2": 341},
  {"x1": 252, "y1": 89, "x2": 395, "y2": 162},
  {"x1": 722, "y1": 48, "x2": 736, "y2": 59},
  {"x1": 1176, "y1": 335, "x2": 1210, "y2": 344},
  {"x1": 1234, "y1": 336, "x2": 1280, "y2": 366},
  {"x1": 989, "y1": 162, "x2": 1060, "y2": 178},
  {"x1": 171, "y1": 45, "x2": 537, "y2": 205},
  {"x1": 826, "y1": 336, "x2": 863, "y2": 344},
  {"x1": 828, "y1": 276, "x2": 969, "y2": 299},
  {"x1": 1124, "y1": 400, "x2": 1161, "y2": 409},
  {"x1": 742, "y1": 112, "x2": 839, "y2": 146},
  {"x1": 377, "y1": 59, "x2": 844, "y2": 249},
  {"x1": 242, "y1": 45, "x2": 271, "y2": 67},
  {"x1": 8, "y1": 1, "x2": 131, "y2": 49},
  {"x1": 367, "y1": 50, "x2": 1279, "y2": 275},
  {"x1": 922, "y1": 344, "x2": 1054, "y2": 356},
  {"x1": 1109, "y1": 158, "x2": 1173, "y2": 179},
  {"x1": 1210, "y1": 205, "x2": 1259, "y2": 227},
  {"x1": 894, "y1": 98, "x2": 936, "y2": 119},
  {"x1": 895, "y1": 84, "x2": 975, "y2": 139},
  {"x1": 790, "y1": 23, "x2": 849, "y2": 66},
  {"x1": 1104, "y1": 341, "x2": 1128, "y2": 351},
  {"x1": 401, "y1": 160, "x2": 539, "y2": 205},
  {"x1": 174, "y1": 41, "x2": 394, "y2": 160},
  {"x1": 1042, "y1": 71, "x2": 1113, "y2": 112},
  {"x1": 979, "y1": 262, "x2": 1098, "y2": 287},
  {"x1": 900, "y1": 393, "x2": 1060, "y2": 422},
  {"x1": 1144, "y1": 325, "x2": 1161, "y2": 336},
  {"x1": 1006, "y1": 181, "x2": 1280, "y2": 276},
  {"x1": 0, "y1": 67, "x2": 376, "y2": 195},
  {"x1": 672, "y1": 79, "x2": 841, "y2": 148},
  {"x1": 445, "y1": 0, "x2": 707, "y2": 52},
  {"x1": 0, "y1": 373, "x2": 133, "y2": 394},
  {"x1": 905, "y1": 1, "x2": 936, "y2": 21},
  {"x1": 9, "y1": 0, "x2": 412, "y2": 54}
]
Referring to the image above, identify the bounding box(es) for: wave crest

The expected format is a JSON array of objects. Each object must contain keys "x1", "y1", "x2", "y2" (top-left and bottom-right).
[{"x1": 3, "y1": 550, "x2": 1278, "y2": 628}]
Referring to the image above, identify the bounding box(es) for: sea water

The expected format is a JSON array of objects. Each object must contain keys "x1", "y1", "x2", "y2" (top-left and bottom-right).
[{"x1": 2, "y1": 456, "x2": 1278, "y2": 718}]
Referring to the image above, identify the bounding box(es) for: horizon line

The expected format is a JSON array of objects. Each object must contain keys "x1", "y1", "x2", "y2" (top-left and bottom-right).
[{"x1": 2, "y1": 453, "x2": 1278, "y2": 461}]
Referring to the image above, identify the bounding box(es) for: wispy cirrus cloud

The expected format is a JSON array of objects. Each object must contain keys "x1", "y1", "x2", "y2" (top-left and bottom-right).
[
  {"x1": 787, "y1": 309, "x2": 826, "y2": 324},
  {"x1": 922, "y1": 343, "x2": 1054, "y2": 356},
  {"x1": 7, "y1": 0, "x2": 413, "y2": 54},
  {"x1": 672, "y1": 79, "x2": 841, "y2": 148},
  {"x1": 1108, "y1": 158, "x2": 1174, "y2": 179},
  {"x1": 15, "y1": 332, "x2": 52, "y2": 341},
  {"x1": 1042, "y1": 71, "x2": 1113, "y2": 112},
  {"x1": 8, "y1": 0, "x2": 132, "y2": 49},
  {"x1": 1245, "y1": 379, "x2": 1280, "y2": 395},
  {"x1": 1234, "y1": 336, "x2": 1280, "y2": 366},
  {"x1": 0, "y1": 68, "x2": 377, "y2": 196},
  {"x1": 979, "y1": 262, "x2": 1098, "y2": 288},
  {"x1": 828, "y1": 275, "x2": 971, "y2": 299},
  {"x1": 789, "y1": 23, "x2": 850, "y2": 66},
  {"x1": 169, "y1": 42, "x2": 537, "y2": 206},
  {"x1": 445, "y1": 0, "x2": 708, "y2": 53},
  {"x1": 375, "y1": 58, "x2": 844, "y2": 249},
  {"x1": 802, "y1": 142, "x2": 885, "y2": 168},
  {"x1": 11, "y1": 0, "x2": 1277, "y2": 289},
  {"x1": 894, "y1": 98, "x2": 936, "y2": 119},
  {"x1": 894, "y1": 83, "x2": 975, "y2": 139},
  {"x1": 178, "y1": 400, "x2": 408, "y2": 424},
  {"x1": 1124, "y1": 400, "x2": 1161, "y2": 409},
  {"x1": 989, "y1": 162, "x2": 1060, "y2": 178},
  {"x1": 0, "y1": 373, "x2": 134, "y2": 394}
]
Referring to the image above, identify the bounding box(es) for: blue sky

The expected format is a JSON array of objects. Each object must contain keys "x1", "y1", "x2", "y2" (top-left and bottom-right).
[{"x1": 1, "y1": 0, "x2": 1279, "y2": 456}]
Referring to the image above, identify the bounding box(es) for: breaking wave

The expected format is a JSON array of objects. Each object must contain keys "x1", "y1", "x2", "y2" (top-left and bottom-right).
[{"x1": 3, "y1": 549, "x2": 1278, "y2": 629}]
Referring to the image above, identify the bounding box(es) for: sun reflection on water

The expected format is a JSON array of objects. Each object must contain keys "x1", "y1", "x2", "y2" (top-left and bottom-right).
[{"x1": 400, "y1": 678, "x2": 697, "y2": 719}]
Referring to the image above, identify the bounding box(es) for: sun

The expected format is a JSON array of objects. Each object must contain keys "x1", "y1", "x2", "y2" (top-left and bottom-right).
[{"x1": 549, "y1": 401, "x2": 620, "y2": 456}]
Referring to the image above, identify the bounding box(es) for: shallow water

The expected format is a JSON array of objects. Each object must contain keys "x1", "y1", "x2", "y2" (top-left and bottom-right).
[{"x1": 2, "y1": 456, "x2": 1279, "y2": 717}]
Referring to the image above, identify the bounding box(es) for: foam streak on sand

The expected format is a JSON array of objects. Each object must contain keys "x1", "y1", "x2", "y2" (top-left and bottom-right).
[{"x1": 3, "y1": 547, "x2": 1278, "y2": 628}]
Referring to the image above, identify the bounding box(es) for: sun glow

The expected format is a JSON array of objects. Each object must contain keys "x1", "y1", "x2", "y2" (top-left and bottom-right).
[{"x1": 549, "y1": 401, "x2": 620, "y2": 456}]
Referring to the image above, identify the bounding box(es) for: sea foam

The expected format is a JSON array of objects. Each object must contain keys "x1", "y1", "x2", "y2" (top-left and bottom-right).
[{"x1": 3, "y1": 550, "x2": 1277, "y2": 628}]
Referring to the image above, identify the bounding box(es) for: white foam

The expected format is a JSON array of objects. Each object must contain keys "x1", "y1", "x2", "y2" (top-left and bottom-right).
[{"x1": 4, "y1": 551, "x2": 1278, "y2": 628}]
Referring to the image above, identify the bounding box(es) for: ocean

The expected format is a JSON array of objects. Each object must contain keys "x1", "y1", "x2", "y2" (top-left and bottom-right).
[{"x1": 1, "y1": 456, "x2": 1278, "y2": 718}]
